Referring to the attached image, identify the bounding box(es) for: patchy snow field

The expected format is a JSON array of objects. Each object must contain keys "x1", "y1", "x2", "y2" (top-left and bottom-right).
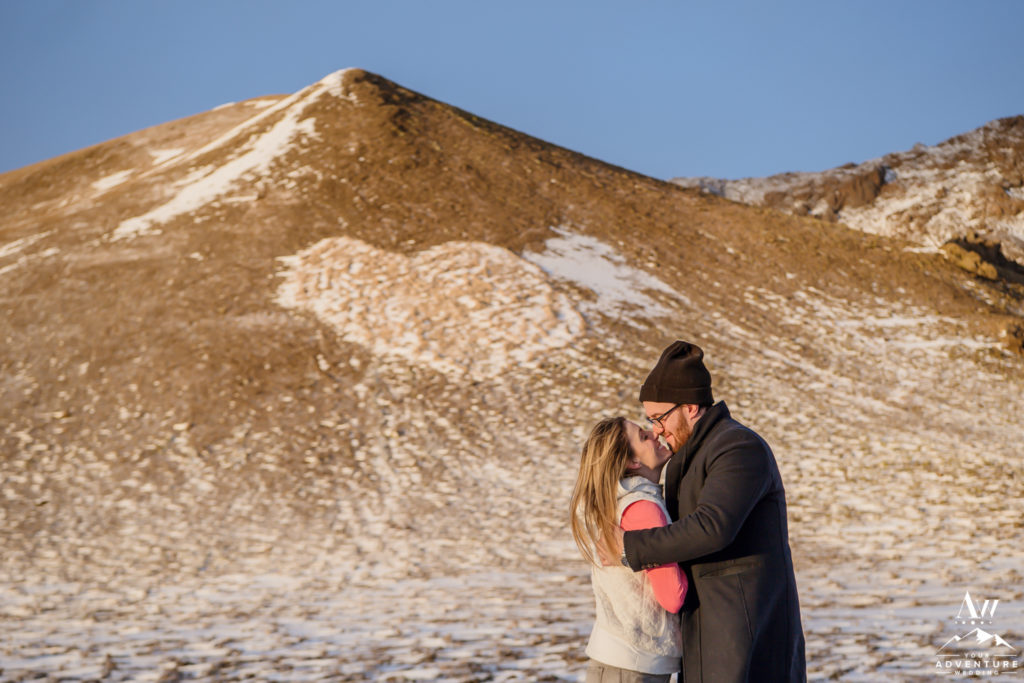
[
  {"x1": 4, "y1": 230, "x2": 1024, "y2": 679},
  {"x1": 276, "y1": 236, "x2": 583, "y2": 381}
]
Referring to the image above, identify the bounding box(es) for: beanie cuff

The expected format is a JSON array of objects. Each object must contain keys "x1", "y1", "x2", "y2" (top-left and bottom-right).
[{"x1": 639, "y1": 383, "x2": 713, "y2": 405}]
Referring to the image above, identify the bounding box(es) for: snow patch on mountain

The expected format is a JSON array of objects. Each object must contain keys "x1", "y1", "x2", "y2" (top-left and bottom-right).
[
  {"x1": 148, "y1": 148, "x2": 184, "y2": 166},
  {"x1": 112, "y1": 70, "x2": 359, "y2": 241},
  {"x1": 523, "y1": 227, "x2": 686, "y2": 323},
  {"x1": 91, "y1": 170, "x2": 135, "y2": 193},
  {"x1": 181, "y1": 69, "x2": 354, "y2": 167},
  {"x1": 317, "y1": 68, "x2": 361, "y2": 102},
  {"x1": 767, "y1": 286, "x2": 990, "y2": 355},
  {"x1": 275, "y1": 236, "x2": 584, "y2": 380},
  {"x1": 0, "y1": 232, "x2": 50, "y2": 261},
  {"x1": 0, "y1": 231, "x2": 59, "y2": 277},
  {"x1": 246, "y1": 98, "x2": 280, "y2": 109},
  {"x1": 841, "y1": 163, "x2": 1024, "y2": 246},
  {"x1": 115, "y1": 122, "x2": 309, "y2": 237},
  {"x1": 113, "y1": 117, "x2": 319, "y2": 239}
]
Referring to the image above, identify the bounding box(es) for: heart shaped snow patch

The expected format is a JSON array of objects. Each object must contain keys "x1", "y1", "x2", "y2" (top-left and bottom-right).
[{"x1": 275, "y1": 237, "x2": 584, "y2": 379}]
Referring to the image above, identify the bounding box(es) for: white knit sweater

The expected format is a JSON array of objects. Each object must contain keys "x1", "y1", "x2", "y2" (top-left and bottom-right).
[{"x1": 585, "y1": 476, "x2": 682, "y2": 674}]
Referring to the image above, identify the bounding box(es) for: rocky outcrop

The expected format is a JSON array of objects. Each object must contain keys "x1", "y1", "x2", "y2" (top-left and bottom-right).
[
  {"x1": 941, "y1": 231, "x2": 1024, "y2": 285},
  {"x1": 673, "y1": 116, "x2": 1024, "y2": 267},
  {"x1": 942, "y1": 241, "x2": 1000, "y2": 280},
  {"x1": 942, "y1": 241, "x2": 999, "y2": 280},
  {"x1": 764, "y1": 163, "x2": 889, "y2": 220}
]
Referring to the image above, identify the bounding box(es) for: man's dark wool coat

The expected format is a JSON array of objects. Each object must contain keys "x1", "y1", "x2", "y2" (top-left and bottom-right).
[{"x1": 624, "y1": 402, "x2": 807, "y2": 683}]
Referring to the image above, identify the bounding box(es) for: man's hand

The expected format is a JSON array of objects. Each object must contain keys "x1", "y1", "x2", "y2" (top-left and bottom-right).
[{"x1": 596, "y1": 526, "x2": 626, "y2": 566}]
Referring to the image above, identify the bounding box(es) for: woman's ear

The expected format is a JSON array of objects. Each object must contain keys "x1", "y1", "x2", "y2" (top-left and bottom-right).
[{"x1": 625, "y1": 459, "x2": 641, "y2": 471}]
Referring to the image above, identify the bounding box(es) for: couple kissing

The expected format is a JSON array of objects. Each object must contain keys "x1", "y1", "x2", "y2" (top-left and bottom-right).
[{"x1": 571, "y1": 341, "x2": 806, "y2": 683}]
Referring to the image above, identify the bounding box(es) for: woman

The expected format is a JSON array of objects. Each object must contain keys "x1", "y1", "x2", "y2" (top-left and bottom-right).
[{"x1": 570, "y1": 417, "x2": 687, "y2": 683}]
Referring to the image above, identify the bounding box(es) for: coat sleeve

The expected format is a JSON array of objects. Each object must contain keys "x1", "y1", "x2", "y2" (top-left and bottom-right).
[
  {"x1": 623, "y1": 437, "x2": 772, "y2": 569},
  {"x1": 620, "y1": 500, "x2": 687, "y2": 613}
]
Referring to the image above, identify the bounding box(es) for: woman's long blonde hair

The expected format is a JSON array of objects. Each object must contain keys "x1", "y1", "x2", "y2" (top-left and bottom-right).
[{"x1": 570, "y1": 416, "x2": 632, "y2": 566}]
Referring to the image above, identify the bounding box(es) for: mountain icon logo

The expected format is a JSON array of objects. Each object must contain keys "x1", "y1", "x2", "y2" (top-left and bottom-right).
[{"x1": 937, "y1": 628, "x2": 1018, "y2": 655}]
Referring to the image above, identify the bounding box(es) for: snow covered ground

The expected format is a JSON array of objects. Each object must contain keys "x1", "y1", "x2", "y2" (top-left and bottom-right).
[{"x1": 4, "y1": 196, "x2": 1024, "y2": 679}]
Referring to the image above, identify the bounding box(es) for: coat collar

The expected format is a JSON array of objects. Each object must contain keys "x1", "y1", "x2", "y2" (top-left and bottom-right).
[
  {"x1": 663, "y1": 401, "x2": 729, "y2": 518},
  {"x1": 679, "y1": 401, "x2": 730, "y2": 467}
]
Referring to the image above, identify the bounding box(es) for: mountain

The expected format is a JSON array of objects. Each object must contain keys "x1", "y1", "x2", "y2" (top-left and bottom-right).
[
  {"x1": 673, "y1": 117, "x2": 1024, "y2": 289},
  {"x1": 938, "y1": 628, "x2": 1018, "y2": 653},
  {"x1": 2, "y1": 68, "x2": 1024, "y2": 680}
]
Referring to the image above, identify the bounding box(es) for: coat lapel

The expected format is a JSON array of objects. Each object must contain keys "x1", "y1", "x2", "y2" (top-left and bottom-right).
[
  {"x1": 668, "y1": 402, "x2": 730, "y2": 518},
  {"x1": 663, "y1": 450, "x2": 684, "y2": 522}
]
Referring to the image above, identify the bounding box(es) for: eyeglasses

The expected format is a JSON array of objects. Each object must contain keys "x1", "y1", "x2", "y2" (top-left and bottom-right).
[{"x1": 646, "y1": 403, "x2": 683, "y2": 430}]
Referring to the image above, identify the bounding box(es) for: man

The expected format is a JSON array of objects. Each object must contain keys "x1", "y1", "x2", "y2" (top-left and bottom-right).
[{"x1": 616, "y1": 341, "x2": 806, "y2": 682}]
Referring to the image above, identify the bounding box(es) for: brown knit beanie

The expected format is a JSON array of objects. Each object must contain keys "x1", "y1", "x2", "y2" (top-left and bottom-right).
[{"x1": 639, "y1": 341, "x2": 714, "y2": 405}]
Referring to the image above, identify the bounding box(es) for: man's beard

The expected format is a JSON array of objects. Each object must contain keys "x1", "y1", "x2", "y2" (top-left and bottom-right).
[{"x1": 670, "y1": 419, "x2": 693, "y2": 452}]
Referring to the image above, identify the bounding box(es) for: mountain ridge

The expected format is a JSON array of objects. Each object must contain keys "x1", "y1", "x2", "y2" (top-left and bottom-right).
[{"x1": 672, "y1": 116, "x2": 1024, "y2": 296}]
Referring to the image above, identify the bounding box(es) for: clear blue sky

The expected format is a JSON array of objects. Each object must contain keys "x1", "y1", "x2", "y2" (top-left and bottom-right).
[{"x1": 2, "y1": 0, "x2": 1022, "y2": 180}]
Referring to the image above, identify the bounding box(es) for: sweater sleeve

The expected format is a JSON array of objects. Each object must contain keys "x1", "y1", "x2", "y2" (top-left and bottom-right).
[{"x1": 620, "y1": 500, "x2": 687, "y2": 613}]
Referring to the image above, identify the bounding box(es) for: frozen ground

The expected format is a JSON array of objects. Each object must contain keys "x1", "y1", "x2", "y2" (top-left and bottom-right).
[
  {"x1": 4, "y1": 280, "x2": 1019, "y2": 679},
  {"x1": 2, "y1": 539, "x2": 1022, "y2": 681}
]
